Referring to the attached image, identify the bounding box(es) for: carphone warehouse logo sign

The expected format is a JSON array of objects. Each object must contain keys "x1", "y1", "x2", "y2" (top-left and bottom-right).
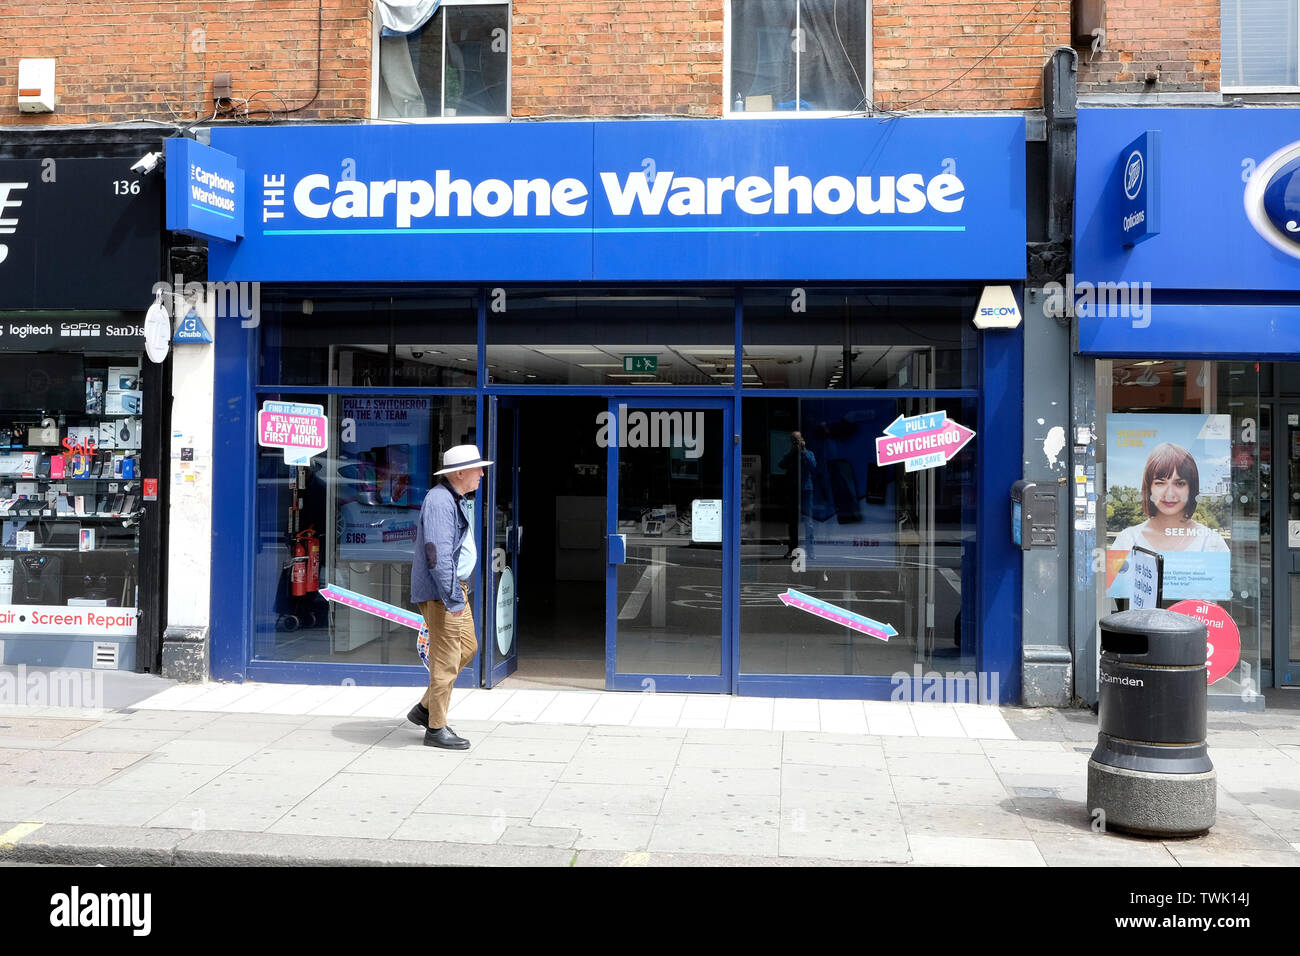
[
  {"x1": 1245, "y1": 139, "x2": 1300, "y2": 259},
  {"x1": 284, "y1": 165, "x2": 969, "y2": 232}
]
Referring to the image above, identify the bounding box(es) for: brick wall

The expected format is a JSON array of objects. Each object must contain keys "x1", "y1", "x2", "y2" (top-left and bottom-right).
[
  {"x1": 1076, "y1": 0, "x2": 1219, "y2": 93},
  {"x1": 875, "y1": 0, "x2": 1071, "y2": 111},
  {"x1": 512, "y1": 1, "x2": 723, "y2": 117},
  {"x1": 0, "y1": 0, "x2": 372, "y2": 126}
]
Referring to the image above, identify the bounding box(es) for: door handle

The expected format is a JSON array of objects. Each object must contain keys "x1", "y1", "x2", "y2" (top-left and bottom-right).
[{"x1": 608, "y1": 533, "x2": 627, "y2": 564}]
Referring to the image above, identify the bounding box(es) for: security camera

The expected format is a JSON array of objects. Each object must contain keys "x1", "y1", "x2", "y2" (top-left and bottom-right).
[
  {"x1": 130, "y1": 151, "x2": 164, "y2": 175},
  {"x1": 411, "y1": 350, "x2": 424, "y2": 359}
]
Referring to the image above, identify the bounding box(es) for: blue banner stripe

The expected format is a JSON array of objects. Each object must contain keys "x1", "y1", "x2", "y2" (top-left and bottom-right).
[
  {"x1": 192, "y1": 203, "x2": 236, "y2": 220},
  {"x1": 263, "y1": 225, "x2": 967, "y2": 237}
]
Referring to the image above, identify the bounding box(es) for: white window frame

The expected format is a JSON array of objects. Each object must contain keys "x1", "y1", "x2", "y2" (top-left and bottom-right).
[
  {"x1": 1221, "y1": 0, "x2": 1300, "y2": 93},
  {"x1": 371, "y1": 0, "x2": 512, "y2": 122},
  {"x1": 724, "y1": 0, "x2": 873, "y2": 118}
]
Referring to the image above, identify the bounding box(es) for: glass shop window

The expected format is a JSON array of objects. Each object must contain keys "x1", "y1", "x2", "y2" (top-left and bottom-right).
[
  {"x1": 742, "y1": 287, "x2": 978, "y2": 389},
  {"x1": 261, "y1": 294, "x2": 478, "y2": 388},
  {"x1": 377, "y1": 2, "x2": 511, "y2": 118},
  {"x1": 253, "y1": 392, "x2": 478, "y2": 665},
  {"x1": 1097, "y1": 359, "x2": 1263, "y2": 700},
  {"x1": 739, "y1": 395, "x2": 978, "y2": 681}
]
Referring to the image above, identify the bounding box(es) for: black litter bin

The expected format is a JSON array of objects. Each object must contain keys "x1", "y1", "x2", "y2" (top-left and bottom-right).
[{"x1": 1086, "y1": 608, "x2": 1216, "y2": 836}]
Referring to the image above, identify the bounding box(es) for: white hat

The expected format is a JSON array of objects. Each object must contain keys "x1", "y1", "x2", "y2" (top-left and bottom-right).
[{"x1": 435, "y1": 444, "x2": 494, "y2": 475}]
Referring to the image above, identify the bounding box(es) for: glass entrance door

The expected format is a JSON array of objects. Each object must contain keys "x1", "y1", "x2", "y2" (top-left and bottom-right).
[
  {"x1": 484, "y1": 397, "x2": 520, "y2": 687},
  {"x1": 605, "y1": 399, "x2": 732, "y2": 692},
  {"x1": 1278, "y1": 406, "x2": 1300, "y2": 685}
]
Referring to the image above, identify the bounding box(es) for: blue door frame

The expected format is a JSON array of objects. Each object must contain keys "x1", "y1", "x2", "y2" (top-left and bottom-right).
[
  {"x1": 483, "y1": 395, "x2": 520, "y2": 688},
  {"x1": 605, "y1": 397, "x2": 735, "y2": 693}
]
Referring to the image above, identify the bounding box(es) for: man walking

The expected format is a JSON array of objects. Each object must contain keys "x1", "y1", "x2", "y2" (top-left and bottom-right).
[{"x1": 408, "y1": 444, "x2": 492, "y2": 749}]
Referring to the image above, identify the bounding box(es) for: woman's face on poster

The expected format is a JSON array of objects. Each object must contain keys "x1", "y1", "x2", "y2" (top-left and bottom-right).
[{"x1": 1150, "y1": 468, "x2": 1191, "y2": 517}]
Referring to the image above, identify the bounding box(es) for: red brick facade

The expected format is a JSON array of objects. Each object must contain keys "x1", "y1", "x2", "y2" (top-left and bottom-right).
[
  {"x1": 1075, "y1": 0, "x2": 1219, "y2": 93},
  {"x1": 874, "y1": 0, "x2": 1072, "y2": 111},
  {"x1": 0, "y1": 1, "x2": 1228, "y2": 127},
  {"x1": 0, "y1": 0, "x2": 372, "y2": 125}
]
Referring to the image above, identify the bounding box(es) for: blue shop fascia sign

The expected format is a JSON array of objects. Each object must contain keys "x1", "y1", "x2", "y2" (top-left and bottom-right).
[
  {"x1": 207, "y1": 117, "x2": 1026, "y2": 283},
  {"x1": 1075, "y1": 108, "x2": 1300, "y2": 358},
  {"x1": 165, "y1": 138, "x2": 245, "y2": 243}
]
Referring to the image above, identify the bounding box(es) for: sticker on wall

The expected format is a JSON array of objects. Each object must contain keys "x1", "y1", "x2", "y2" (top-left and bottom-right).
[
  {"x1": 257, "y1": 400, "x2": 329, "y2": 466},
  {"x1": 874, "y1": 411, "x2": 975, "y2": 472},
  {"x1": 495, "y1": 567, "x2": 515, "y2": 656},
  {"x1": 1168, "y1": 599, "x2": 1241, "y2": 686},
  {"x1": 778, "y1": 587, "x2": 896, "y2": 641}
]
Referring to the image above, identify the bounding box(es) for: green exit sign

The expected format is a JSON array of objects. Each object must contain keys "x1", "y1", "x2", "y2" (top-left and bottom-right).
[{"x1": 623, "y1": 355, "x2": 658, "y2": 373}]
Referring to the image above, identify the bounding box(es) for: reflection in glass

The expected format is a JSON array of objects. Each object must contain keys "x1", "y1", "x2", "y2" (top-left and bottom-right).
[
  {"x1": 742, "y1": 288, "x2": 978, "y2": 389},
  {"x1": 486, "y1": 290, "x2": 733, "y2": 386}
]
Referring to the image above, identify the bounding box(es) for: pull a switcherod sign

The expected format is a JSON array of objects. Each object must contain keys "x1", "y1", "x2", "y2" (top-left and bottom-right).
[{"x1": 1245, "y1": 140, "x2": 1300, "y2": 260}]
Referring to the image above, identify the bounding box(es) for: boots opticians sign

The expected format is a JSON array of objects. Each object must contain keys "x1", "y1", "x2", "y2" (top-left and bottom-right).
[{"x1": 208, "y1": 117, "x2": 1025, "y2": 283}]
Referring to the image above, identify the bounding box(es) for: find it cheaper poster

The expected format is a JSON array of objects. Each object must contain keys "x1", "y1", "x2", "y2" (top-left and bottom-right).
[{"x1": 1106, "y1": 413, "x2": 1231, "y2": 599}]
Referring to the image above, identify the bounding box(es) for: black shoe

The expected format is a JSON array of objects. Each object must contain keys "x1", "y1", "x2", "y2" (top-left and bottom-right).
[
  {"x1": 424, "y1": 726, "x2": 469, "y2": 750},
  {"x1": 408, "y1": 702, "x2": 430, "y2": 729}
]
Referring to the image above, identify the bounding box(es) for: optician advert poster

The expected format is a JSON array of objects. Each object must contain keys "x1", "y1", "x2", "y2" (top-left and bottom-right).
[{"x1": 1106, "y1": 413, "x2": 1231, "y2": 599}]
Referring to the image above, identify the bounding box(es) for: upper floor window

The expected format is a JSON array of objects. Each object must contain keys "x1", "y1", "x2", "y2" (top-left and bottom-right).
[
  {"x1": 1223, "y1": 0, "x2": 1300, "y2": 89},
  {"x1": 377, "y1": 1, "x2": 510, "y2": 118},
  {"x1": 728, "y1": 0, "x2": 870, "y2": 114}
]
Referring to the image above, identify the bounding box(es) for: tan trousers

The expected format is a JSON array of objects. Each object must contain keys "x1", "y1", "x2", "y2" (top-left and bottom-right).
[{"x1": 419, "y1": 584, "x2": 477, "y2": 729}]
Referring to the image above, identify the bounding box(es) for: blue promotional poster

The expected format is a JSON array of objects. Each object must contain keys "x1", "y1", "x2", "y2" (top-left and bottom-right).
[
  {"x1": 337, "y1": 397, "x2": 431, "y2": 562},
  {"x1": 1106, "y1": 413, "x2": 1232, "y2": 600}
]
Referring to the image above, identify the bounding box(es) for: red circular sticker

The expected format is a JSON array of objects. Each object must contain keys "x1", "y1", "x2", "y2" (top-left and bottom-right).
[{"x1": 1168, "y1": 600, "x2": 1242, "y2": 685}]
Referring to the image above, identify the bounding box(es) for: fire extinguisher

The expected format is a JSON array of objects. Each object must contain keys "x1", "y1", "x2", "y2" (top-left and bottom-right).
[
  {"x1": 303, "y1": 527, "x2": 320, "y2": 593},
  {"x1": 291, "y1": 536, "x2": 308, "y2": 597}
]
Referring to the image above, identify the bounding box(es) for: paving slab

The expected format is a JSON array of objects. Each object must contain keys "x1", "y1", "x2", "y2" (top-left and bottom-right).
[
  {"x1": 419, "y1": 784, "x2": 554, "y2": 818},
  {"x1": 229, "y1": 748, "x2": 360, "y2": 779},
  {"x1": 780, "y1": 763, "x2": 895, "y2": 796},
  {"x1": 0, "y1": 785, "x2": 79, "y2": 820},
  {"x1": 488, "y1": 722, "x2": 591, "y2": 740},
  {"x1": 441, "y1": 758, "x2": 567, "y2": 789},
  {"x1": 880, "y1": 736, "x2": 985, "y2": 756},
  {"x1": 540, "y1": 782, "x2": 665, "y2": 816},
  {"x1": 100, "y1": 761, "x2": 228, "y2": 795},
  {"x1": 37, "y1": 788, "x2": 182, "y2": 827},
  {"x1": 0, "y1": 717, "x2": 98, "y2": 739},
  {"x1": 886, "y1": 753, "x2": 1001, "y2": 780},
  {"x1": 560, "y1": 757, "x2": 676, "y2": 788},
  {"x1": 390, "y1": 812, "x2": 532, "y2": 844},
  {"x1": 782, "y1": 740, "x2": 888, "y2": 768},
  {"x1": 573, "y1": 735, "x2": 683, "y2": 762},
  {"x1": 174, "y1": 828, "x2": 577, "y2": 866},
  {"x1": 658, "y1": 791, "x2": 780, "y2": 819},
  {"x1": 890, "y1": 775, "x2": 1009, "y2": 806},
  {"x1": 0, "y1": 749, "x2": 147, "y2": 787},
  {"x1": 908, "y1": 834, "x2": 1047, "y2": 866},
  {"x1": 1031, "y1": 830, "x2": 1180, "y2": 866},
  {"x1": 899, "y1": 802, "x2": 1035, "y2": 841},
  {"x1": 528, "y1": 809, "x2": 656, "y2": 850},
  {"x1": 467, "y1": 735, "x2": 586, "y2": 763},
  {"x1": 676, "y1": 743, "x2": 781, "y2": 770},
  {"x1": 340, "y1": 749, "x2": 464, "y2": 780},
  {"x1": 667, "y1": 765, "x2": 782, "y2": 795},
  {"x1": 54, "y1": 728, "x2": 186, "y2": 752},
  {"x1": 500, "y1": 824, "x2": 579, "y2": 848},
  {"x1": 648, "y1": 819, "x2": 779, "y2": 856}
]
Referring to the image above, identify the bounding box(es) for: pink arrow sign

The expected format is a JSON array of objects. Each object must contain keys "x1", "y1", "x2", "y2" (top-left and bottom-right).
[
  {"x1": 875, "y1": 419, "x2": 975, "y2": 468},
  {"x1": 778, "y1": 588, "x2": 895, "y2": 641}
]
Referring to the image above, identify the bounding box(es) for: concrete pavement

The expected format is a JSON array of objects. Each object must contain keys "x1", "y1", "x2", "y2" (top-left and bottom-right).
[{"x1": 0, "y1": 674, "x2": 1298, "y2": 866}]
